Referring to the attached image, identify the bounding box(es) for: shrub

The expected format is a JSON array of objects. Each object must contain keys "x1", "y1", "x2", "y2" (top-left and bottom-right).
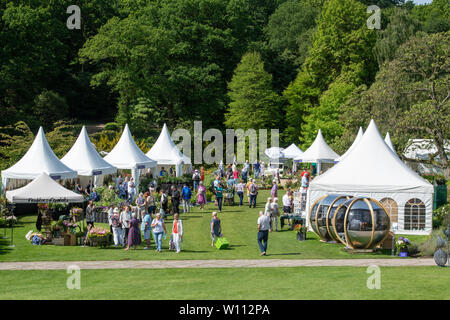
[
  {"x1": 418, "y1": 229, "x2": 448, "y2": 257},
  {"x1": 433, "y1": 204, "x2": 450, "y2": 229}
]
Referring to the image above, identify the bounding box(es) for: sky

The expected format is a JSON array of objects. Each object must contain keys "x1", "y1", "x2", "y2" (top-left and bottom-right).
[{"x1": 412, "y1": 0, "x2": 432, "y2": 4}]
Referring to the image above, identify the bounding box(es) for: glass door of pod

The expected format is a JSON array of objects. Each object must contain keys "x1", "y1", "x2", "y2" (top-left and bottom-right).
[
  {"x1": 309, "y1": 194, "x2": 345, "y2": 242},
  {"x1": 341, "y1": 198, "x2": 391, "y2": 249},
  {"x1": 326, "y1": 196, "x2": 352, "y2": 243}
]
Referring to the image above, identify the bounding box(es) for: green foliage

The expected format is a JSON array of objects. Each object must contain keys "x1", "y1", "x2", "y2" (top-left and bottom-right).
[
  {"x1": 225, "y1": 52, "x2": 282, "y2": 130},
  {"x1": 433, "y1": 204, "x2": 450, "y2": 229}
]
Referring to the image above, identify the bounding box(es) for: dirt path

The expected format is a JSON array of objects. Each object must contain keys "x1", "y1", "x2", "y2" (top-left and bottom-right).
[{"x1": 0, "y1": 258, "x2": 436, "y2": 270}]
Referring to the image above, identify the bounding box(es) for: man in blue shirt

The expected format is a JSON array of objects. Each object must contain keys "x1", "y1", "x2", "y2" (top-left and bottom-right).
[
  {"x1": 254, "y1": 161, "x2": 260, "y2": 179},
  {"x1": 181, "y1": 184, "x2": 192, "y2": 214}
]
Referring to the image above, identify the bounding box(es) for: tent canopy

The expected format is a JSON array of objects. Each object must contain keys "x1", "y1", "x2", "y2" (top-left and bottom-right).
[
  {"x1": 335, "y1": 127, "x2": 363, "y2": 162},
  {"x1": 384, "y1": 132, "x2": 396, "y2": 154},
  {"x1": 294, "y1": 129, "x2": 339, "y2": 163},
  {"x1": 283, "y1": 144, "x2": 303, "y2": 159},
  {"x1": 309, "y1": 120, "x2": 433, "y2": 194},
  {"x1": 6, "y1": 173, "x2": 84, "y2": 203},
  {"x1": 104, "y1": 124, "x2": 156, "y2": 170},
  {"x1": 61, "y1": 126, "x2": 117, "y2": 176},
  {"x1": 1, "y1": 127, "x2": 77, "y2": 180},
  {"x1": 146, "y1": 123, "x2": 191, "y2": 166}
]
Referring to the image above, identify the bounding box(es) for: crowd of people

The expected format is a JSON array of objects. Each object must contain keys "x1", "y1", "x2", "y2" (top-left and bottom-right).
[{"x1": 76, "y1": 162, "x2": 312, "y2": 255}]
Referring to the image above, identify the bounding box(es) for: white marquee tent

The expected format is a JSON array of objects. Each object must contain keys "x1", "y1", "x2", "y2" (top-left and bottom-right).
[
  {"x1": 283, "y1": 144, "x2": 303, "y2": 159},
  {"x1": 146, "y1": 123, "x2": 191, "y2": 177},
  {"x1": 384, "y1": 132, "x2": 396, "y2": 153},
  {"x1": 294, "y1": 129, "x2": 339, "y2": 174},
  {"x1": 335, "y1": 127, "x2": 363, "y2": 163},
  {"x1": 104, "y1": 124, "x2": 157, "y2": 189},
  {"x1": 1, "y1": 127, "x2": 77, "y2": 191},
  {"x1": 6, "y1": 173, "x2": 84, "y2": 203},
  {"x1": 307, "y1": 120, "x2": 434, "y2": 235},
  {"x1": 61, "y1": 126, "x2": 117, "y2": 183}
]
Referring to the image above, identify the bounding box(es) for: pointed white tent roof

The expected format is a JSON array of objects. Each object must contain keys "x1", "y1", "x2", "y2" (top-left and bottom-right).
[
  {"x1": 61, "y1": 126, "x2": 117, "y2": 176},
  {"x1": 104, "y1": 124, "x2": 157, "y2": 169},
  {"x1": 335, "y1": 127, "x2": 364, "y2": 162},
  {"x1": 294, "y1": 129, "x2": 339, "y2": 163},
  {"x1": 283, "y1": 144, "x2": 303, "y2": 159},
  {"x1": 384, "y1": 132, "x2": 396, "y2": 153},
  {"x1": 1, "y1": 127, "x2": 77, "y2": 180},
  {"x1": 146, "y1": 123, "x2": 191, "y2": 165},
  {"x1": 6, "y1": 173, "x2": 84, "y2": 203},
  {"x1": 309, "y1": 120, "x2": 433, "y2": 193}
]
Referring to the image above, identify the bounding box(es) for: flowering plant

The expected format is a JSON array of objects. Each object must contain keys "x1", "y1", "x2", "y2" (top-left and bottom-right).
[
  {"x1": 396, "y1": 237, "x2": 410, "y2": 251},
  {"x1": 37, "y1": 203, "x2": 49, "y2": 210},
  {"x1": 87, "y1": 227, "x2": 111, "y2": 238},
  {"x1": 64, "y1": 222, "x2": 79, "y2": 234},
  {"x1": 70, "y1": 207, "x2": 83, "y2": 217},
  {"x1": 294, "y1": 224, "x2": 305, "y2": 234}
]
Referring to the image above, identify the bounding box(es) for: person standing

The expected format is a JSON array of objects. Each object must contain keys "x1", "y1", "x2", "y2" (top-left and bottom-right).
[
  {"x1": 160, "y1": 189, "x2": 169, "y2": 216},
  {"x1": 83, "y1": 200, "x2": 96, "y2": 247},
  {"x1": 192, "y1": 169, "x2": 201, "y2": 192},
  {"x1": 200, "y1": 166, "x2": 205, "y2": 182},
  {"x1": 197, "y1": 181, "x2": 207, "y2": 210},
  {"x1": 215, "y1": 182, "x2": 224, "y2": 213},
  {"x1": 236, "y1": 179, "x2": 245, "y2": 206},
  {"x1": 271, "y1": 180, "x2": 278, "y2": 201},
  {"x1": 151, "y1": 213, "x2": 167, "y2": 253},
  {"x1": 141, "y1": 210, "x2": 152, "y2": 250},
  {"x1": 248, "y1": 179, "x2": 258, "y2": 208},
  {"x1": 122, "y1": 177, "x2": 129, "y2": 200},
  {"x1": 127, "y1": 177, "x2": 136, "y2": 203},
  {"x1": 171, "y1": 185, "x2": 181, "y2": 215},
  {"x1": 107, "y1": 205, "x2": 114, "y2": 233},
  {"x1": 116, "y1": 175, "x2": 123, "y2": 190},
  {"x1": 135, "y1": 193, "x2": 146, "y2": 220},
  {"x1": 145, "y1": 192, "x2": 156, "y2": 216},
  {"x1": 271, "y1": 197, "x2": 280, "y2": 232},
  {"x1": 120, "y1": 206, "x2": 132, "y2": 246},
  {"x1": 260, "y1": 162, "x2": 265, "y2": 177},
  {"x1": 181, "y1": 184, "x2": 192, "y2": 214},
  {"x1": 171, "y1": 213, "x2": 183, "y2": 253},
  {"x1": 111, "y1": 208, "x2": 123, "y2": 247},
  {"x1": 257, "y1": 211, "x2": 271, "y2": 256},
  {"x1": 210, "y1": 212, "x2": 222, "y2": 247},
  {"x1": 254, "y1": 160, "x2": 260, "y2": 179},
  {"x1": 125, "y1": 216, "x2": 141, "y2": 251}
]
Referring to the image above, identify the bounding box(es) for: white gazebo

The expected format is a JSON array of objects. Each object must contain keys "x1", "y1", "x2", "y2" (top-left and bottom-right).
[
  {"x1": 294, "y1": 129, "x2": 339, "y2": 175},
  {"x1": 384, "y1": 132, "x2": 396, "y2": 154},
  {"x1": 6, "y1": 173, "x2": 84, "y2": 203},
  {"x1": 335, "y1": 127, "x2": 364, "y2": 163},
  {"x1": 146, "y1": 123, "x2": 191, "y2": 177},
  {"x1": 103, "y1": 124, "x2": 157, "y2": 189},
  {"x1": 283, "y1": 144, "x2": 303, "y2": 159},
  {"x1": 307, "y1": 120, "x2": 434, "y2": 235},
  {"x1": 1, "y1": 127, "x2": 77, "y2": 191},
  {"x1": 61, "y1": 126, "x2": 117, "y2": 187}
]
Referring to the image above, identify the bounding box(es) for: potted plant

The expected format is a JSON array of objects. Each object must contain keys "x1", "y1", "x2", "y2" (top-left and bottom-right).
[
  {"x1": 70, "y1": 207, "x2": 83, "y2": 222},
  {"x1": 87, "y1": 227, "x2": 112, "y2": 247},
  {"x1": 396, "y1": 237, "x2": 410, "y2": 257},
  {"x1": 294, "y1": 224, "x2": 306, "y2": 241}
]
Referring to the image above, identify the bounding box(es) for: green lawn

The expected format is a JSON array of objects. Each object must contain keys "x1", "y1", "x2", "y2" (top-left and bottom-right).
[
  {"x1": 0, "y1": 267, "x2": 448, "y2": 299},
  {"x1": 0, "y1": 190, "x2": 427, "y2": 262}
]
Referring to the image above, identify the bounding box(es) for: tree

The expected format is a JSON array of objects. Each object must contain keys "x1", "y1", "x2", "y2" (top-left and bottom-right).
[
  {"x1": 283, "y1": 0, "x2": 377, "y2": 145},
  {"x1": 340, "y1": 31, "x2": 450, "y2": 177},
  {"x1": 373, "y1": 7, "x2": 421, "y2": 66},
  {"x1": 32, "y1": 90, "x2": 69, "y2": 130},
  {"x1": 225, "y1": 52, "x2": 282, "y2": 130}
]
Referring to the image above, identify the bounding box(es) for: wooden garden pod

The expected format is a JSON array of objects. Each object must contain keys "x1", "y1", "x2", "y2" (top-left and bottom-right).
[
  {"x1": 335, "y1": 197, "x2": 391, "y2": 249},
  {"x1": 309, "y1": 194, "x2": 347, "y2": 242},
  {"x1": 325, "y1": 195, "x2": 352, "y2": 242}
]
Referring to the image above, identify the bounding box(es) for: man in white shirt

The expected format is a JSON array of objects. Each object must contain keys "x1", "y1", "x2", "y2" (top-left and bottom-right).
[
  {"x1": 127, "y1": 178, "x2": 136, "y2": 203},
  {"x1": 257, "y1": 211, "x2": 271, "y2": 256},
  {"x1": 282, "y1": 192, "x2": 292, "y2": 214}
]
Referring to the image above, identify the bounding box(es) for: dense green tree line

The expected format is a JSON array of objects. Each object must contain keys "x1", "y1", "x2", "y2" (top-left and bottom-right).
[{"x1": 0, "y1": 0, "x2": 448, "y2": 175}]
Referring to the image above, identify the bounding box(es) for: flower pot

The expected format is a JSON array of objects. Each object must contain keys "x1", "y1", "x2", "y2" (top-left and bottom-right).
[{"x1": 399, "y1": 251, "x2": 408, "y2": 257}]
